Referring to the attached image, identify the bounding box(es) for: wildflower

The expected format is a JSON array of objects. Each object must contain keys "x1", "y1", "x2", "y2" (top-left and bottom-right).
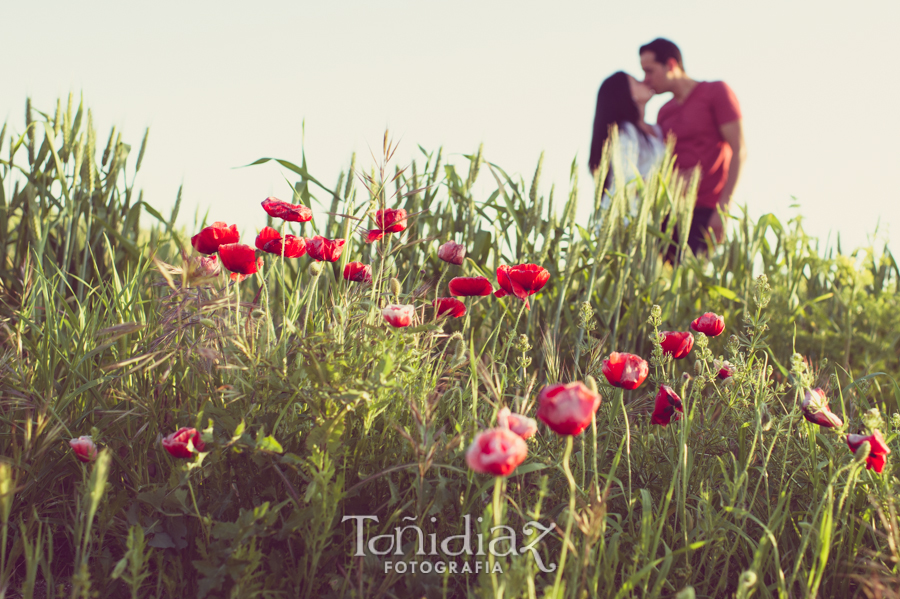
[
  {"x1": 254, "y1": 226, "x2": 282, "y2": 251},
  {"x1": 438, "y1": 240, "x2": 466, "y2": 265},
  {"x1": 217, "y1": 243, "x2": 263, "y2": 281},
  {"x1": 714, "y1": 359, "x2": 735, "y2": 380},
  {"x1": 465, "y1": 427, "x2": 528, "y2": 476},
  {"x1": 161, "y1": 427, "x2": 206, "y2": 458},
  {"x1": 847, "y1": 430, "x2": 891, "y2": 473},
  {"x1": 448, "y1": 276, "x2": 493, "y2": 297},
  {"x1": 802, "y1": 388, "x2": 843, "y2": 428},
  {"x1": 382, "y1": 304, "x2": 415, "y2": 328},
  {"x1": 494, "y1": 264, "x2": 550, "y2": 309},
  {"x1": 263, "y1": 235, "x2": 307, "y2": 258},
  {"x1": 69, "y1": 436, "x2": 98, "y2": 463},
  {"x1": 376, "y1": 208, "x2": 408, "y2": 232},
  {"x1": 365, "y1": 209, "x2": 408, "y2": 242},
  {"x1": 659, "y1": 331, "x2": 694, "y2": 359},
  {"x1": 306, "y1": 236, "x2": 346, "y2": 262},
  {"x1": 191, "y1": 222, "x2": 239, "y2": 255},
  {"x1": 536, "y1": 381, "x2": 602, "y2": 436},
  {"x1": 650, "y1": 385, "x2": 683, "y2": 426},
  {"x1": 343, "y1": 262, "x2": 372, "y2": 283},
  {"x1": 432, "y1": 297, "x2": 466, "y2": 318},
  {"x1": 498, "y1": 407, "x2": 537, "y2": 440},
  {"x1": 601, "y1": 352, "x2": 649, "y2": 390},
  {"x1": 691, "y1": 312, "x2": 725, "y2": 337},
  {"x1": 261, "y1": 197, "x2": 312, "y2": 222},
  {"x1": 190, "y1": 255, "x2": 220, "y2": 279}
]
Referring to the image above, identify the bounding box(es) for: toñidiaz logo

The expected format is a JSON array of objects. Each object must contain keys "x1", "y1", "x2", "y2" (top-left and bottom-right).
[{"x1": 342, "y1": 514, "x2": 558, "y2": 574}]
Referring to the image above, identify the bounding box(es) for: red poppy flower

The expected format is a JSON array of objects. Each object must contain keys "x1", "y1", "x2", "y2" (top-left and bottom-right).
[
  {"x1": 650, "y1": 385, "x2": 683, "y2": 426},
  {"x1": 601, "y1": 352, "x2": 649, "y2": 390},
  {"x1": 494, "y1": 264, "x2": 550, "y2": 309},
  {"x1": 375, "y1": 208, "x2": 408, "y2": 232},
  {"x1": 218, "y1": 243, "x2": 263, "y2": 281},
  {"x1": 191, "y1": 222, "x2": 239, "y2": 255},
  {"x1": 364, "y1": 229, "x2": 385, "y2": 243},
  {"x1": 659, "y1": 331, "x2": 694, "y2": 359},
  {"x1": 255, "y1": 226, "x2": 282, "y2": 251},
  {"x1": 847, "y1": 430, "x2": 891, "y2": 473},
  {"x1": 306, "y1": 236, "x2": 346, "y2": 262},
  {"x1": 69, "y1": 436, "x2": 98, "y2": 463},
  {"x1": 536, "y1": 381, "x2": 602, "y2": 436},
  {"x1": 449, "y1": 276, "x2": 493, "y2": 297},
  {"x1": 438, "y1": 240, "x2": 466, "y2": 265},
  {"x1": 432, "y1": 297, "x2": 466, "y2": 318},
  {"x1": 161, "y1": 427, "x2": 206, "y2": 458},
  {"x1": 802, "y1": 388, "x2": 843, "y2": 428},
  {"x1": 382, "y1": 304, "x2": 415, "y2": 328},
  {"x1": 263, "y1": 235, "x2": 307, "y2": 258},
  {"x1": 498, "y1": 407, "x2": 537, "y2": 440},
  {"x1": 261, "y1": 197, "x2": 313, "y2": 222},
  {"x1": 691, "y1": 312, "x2": 725, "y2": 336},
  {"x1": 343, "y1": 262, "x2": 372, "y2": 283},
  {"x1": 465, "y1": 427, "x2": 528, "y2": 476}
]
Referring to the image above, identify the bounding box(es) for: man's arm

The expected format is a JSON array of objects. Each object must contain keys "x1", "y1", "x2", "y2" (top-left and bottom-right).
[{"x1": 706, "y1": 119, "x2": 746, "y2": 242}]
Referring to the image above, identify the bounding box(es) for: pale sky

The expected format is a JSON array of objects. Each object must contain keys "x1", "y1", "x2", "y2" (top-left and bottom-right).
[{"x1": 3, "y1": 1, "x2": 898, "y2": 253}]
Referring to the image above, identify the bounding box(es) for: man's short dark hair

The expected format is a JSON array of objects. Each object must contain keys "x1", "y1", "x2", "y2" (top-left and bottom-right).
[{"x1": 640, "y1": 38, "x2": 684, "y2": 71}]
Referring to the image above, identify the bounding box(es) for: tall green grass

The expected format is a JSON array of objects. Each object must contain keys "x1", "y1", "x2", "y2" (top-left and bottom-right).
[{"x1": 1, "y1": 99, "x2": 900, "y2": 598}]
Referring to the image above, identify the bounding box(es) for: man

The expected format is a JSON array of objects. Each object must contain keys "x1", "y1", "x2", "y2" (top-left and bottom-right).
[{"x1": 640, "y1": 38, "x2": 745, "y2": 253}]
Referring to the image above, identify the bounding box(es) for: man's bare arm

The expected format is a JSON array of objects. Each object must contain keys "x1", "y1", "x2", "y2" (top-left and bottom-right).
[
  {"x1": 704, "y1": 119, "x2": 746, "y2": 243},
  {"x1": 718, "y1": 119, "x2": 746, "y2": 207}
]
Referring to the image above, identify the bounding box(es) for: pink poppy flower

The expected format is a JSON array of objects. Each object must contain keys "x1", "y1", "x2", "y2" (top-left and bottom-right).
[
  {"x1": 465, "y1": 427, "x2": 528, "y2": 476},
  {"x1": 382, "y1": 304, "x2": 415, "y2": 328},
  {"x1": 536, "y1": 381, "x2": 602, "y2": 436},
  {"x1": 438, "y1": 240, "x2": 466, "y2": 265}
]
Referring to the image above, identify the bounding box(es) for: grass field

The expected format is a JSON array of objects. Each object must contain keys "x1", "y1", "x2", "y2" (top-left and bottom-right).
[{"x1": 2, "y1": 97, "x2": 900, "y2": 598}]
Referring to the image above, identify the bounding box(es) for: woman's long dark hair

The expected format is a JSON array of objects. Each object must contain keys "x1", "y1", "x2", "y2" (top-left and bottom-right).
[{"x1": 588, "y1": 71, "x2": 647, "y2": 177}]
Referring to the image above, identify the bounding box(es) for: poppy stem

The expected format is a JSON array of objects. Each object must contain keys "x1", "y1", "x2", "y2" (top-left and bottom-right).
[{"x1": 552, "y1": 436, "x2": 577, "y2": 593}]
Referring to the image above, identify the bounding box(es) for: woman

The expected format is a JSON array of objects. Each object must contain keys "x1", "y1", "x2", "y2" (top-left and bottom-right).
[{"x1": 588, "y1": 71, "x2": 665, "y2": 196}]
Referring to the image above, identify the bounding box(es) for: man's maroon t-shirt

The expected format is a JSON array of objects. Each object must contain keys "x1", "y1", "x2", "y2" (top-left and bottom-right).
[{"x1": 657, "y1": 81, "x2": 741, "y2": 209}]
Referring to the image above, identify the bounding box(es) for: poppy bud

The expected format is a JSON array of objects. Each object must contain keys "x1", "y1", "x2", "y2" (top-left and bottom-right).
[
  {"x1": 69, "y1": 436, "x2": 98, "y2": 463},
  {"x1": 437, "y1": 240, "x2": 466, "y2": 265},
  {"x1": 585, "y1": 375, "x2": 598, "y2": 395},
  {"x1": 694, "y1": 360, "x2": 703, "y2": 375},
  {"x1": 309, "y1": 261, "x2": 324, "y2": 277},
  {"x1": 390, "y1": 277, "x2": 402, "y2": 297}
]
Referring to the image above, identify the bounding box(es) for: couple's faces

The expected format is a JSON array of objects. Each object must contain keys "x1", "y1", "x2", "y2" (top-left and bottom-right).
[
  {"x1": 628, "y1": 75, "x2": 653, "y2": 105},
  {"x1": 640, "y1": 51, "x2": 667, "y2": 94}
]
